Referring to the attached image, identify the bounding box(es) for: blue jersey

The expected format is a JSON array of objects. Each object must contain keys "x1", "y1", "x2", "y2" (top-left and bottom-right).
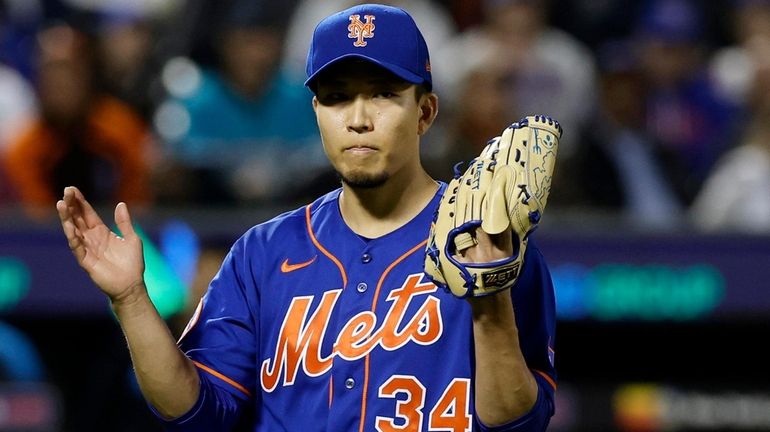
[{"x1": 157, "y1": 184, "x2": 557, "y2": 431}]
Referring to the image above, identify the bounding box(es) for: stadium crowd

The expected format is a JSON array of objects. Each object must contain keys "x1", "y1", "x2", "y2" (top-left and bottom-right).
[{"x1": 0, "y1": 0, "x2": 769, "y2": 232}]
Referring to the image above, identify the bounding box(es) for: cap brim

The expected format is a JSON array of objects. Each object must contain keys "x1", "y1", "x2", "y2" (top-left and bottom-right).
[{"x1": 304, "y1": 53, "x2": 426, "y2": 89}]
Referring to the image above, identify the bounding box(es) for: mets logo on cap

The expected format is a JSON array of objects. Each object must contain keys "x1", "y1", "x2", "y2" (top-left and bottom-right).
[{"x1": 348, "y1": 14, "x2": 375, "y2": 47}]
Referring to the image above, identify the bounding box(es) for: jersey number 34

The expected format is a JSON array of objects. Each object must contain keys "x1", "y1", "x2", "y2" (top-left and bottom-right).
[{"x1": 375, "y1": 376, "x2": 471, "y2": 432}]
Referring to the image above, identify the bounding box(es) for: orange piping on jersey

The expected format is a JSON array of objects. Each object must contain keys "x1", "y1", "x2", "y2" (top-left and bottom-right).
[
  {"x1": 193, "y1": 360, "x2": 252, "y2": 397},
  {"x1": 358, "y1": 239, "x2": 428, "y2": 432},
  {"x1": 305, "y1": 205, "x2": 348, "y2": 288},
  {"x1": 306, "y1": 204, "x2": 347, "y2": 406},
  {"x1": 533, "y1": 369, "x2": 557, "y2": 391},
  {"x1": 359, "y1": 353, "x2": 372, "y2": 432}
]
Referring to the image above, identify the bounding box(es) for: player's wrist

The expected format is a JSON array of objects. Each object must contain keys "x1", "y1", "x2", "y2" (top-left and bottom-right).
[
  {"x1": 469, "y1": 291, "x2": 516, "y2": 324},
  {"x1": 109, "y1": 280, "x2": 150, "y2": 312}
]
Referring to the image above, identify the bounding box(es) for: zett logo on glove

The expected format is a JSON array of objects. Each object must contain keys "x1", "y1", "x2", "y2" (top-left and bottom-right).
[{"x1": 481, "y1": 262, "x2": 521, "y2": 290}]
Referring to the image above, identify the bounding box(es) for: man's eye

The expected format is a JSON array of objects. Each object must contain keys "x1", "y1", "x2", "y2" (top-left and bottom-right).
[
  {"x1": 375, "y1": 91, "x2": 396, "y2": 98},
  {"x1": 321, "y1": 93, "x2": 347, "y2": 103}
]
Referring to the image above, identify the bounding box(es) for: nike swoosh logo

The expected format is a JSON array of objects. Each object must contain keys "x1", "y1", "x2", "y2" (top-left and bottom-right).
[{"x1": 280, "y1": 256, "x2": 317, "y2": 273}]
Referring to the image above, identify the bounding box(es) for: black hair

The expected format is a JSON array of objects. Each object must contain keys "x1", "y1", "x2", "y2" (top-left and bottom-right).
[{"x1": 308, "y1": 58, "x2": 432, "y2": 101}]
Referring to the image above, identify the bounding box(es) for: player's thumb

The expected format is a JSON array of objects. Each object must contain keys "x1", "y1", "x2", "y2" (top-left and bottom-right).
[
  {"x1": 481, "y1": 166, "x2": 514, "y2": 235},
  {"x1": 114, "y1": 202, "x2": 136, "y2": 239}
]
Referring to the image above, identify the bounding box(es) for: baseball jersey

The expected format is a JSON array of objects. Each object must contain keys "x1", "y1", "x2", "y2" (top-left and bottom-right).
[{"x1": 156, "y1": 183, "x2": 557, "y2": 431}]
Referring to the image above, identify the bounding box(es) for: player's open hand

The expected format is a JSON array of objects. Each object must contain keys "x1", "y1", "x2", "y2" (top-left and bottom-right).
[{"x1": 56, "y1": 186, "x2": 145, "y2": 303}]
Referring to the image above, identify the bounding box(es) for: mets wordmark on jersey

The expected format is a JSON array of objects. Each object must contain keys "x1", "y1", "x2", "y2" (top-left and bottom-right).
[{"x1": 177, "y1": 185, "x2": 556, "y2": 431}]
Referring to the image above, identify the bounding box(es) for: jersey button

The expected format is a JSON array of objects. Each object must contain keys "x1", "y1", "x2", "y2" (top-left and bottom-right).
[
  {"x1": 356, "y1": 282, "x2": 368, "y2": 293},
  {"x1": 345, "y1": 378, "x2": 355, "y2": 389},
  {"x1": 361, "y1": 253, "x2": 372, "y2": 263}
]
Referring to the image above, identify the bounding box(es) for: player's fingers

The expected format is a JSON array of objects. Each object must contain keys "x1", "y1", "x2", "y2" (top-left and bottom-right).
[
  {"x1": 67, "y1": 186, "x2": 105, "y2": 229},
  {"x1": 482, "y1": 165, "x2": 514, "y2": 235},
  {"x1": 464, "y1": 228, "x2": 513, "y2": 262},
  {"x1": 114, "y1": 202, "x2": 136, "y2": 239},
  {"x1": 56, "y1": 197, "x2": 70, "y2": 223},
  {"x1": 62, "y1": 187, "x2": 88, "y2": 232},
  {"x1": 56, "y1": 199, "x2": 86, "y2": 262}
]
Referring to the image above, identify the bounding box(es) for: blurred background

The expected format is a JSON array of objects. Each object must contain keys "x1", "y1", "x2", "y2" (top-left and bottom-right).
[{"x1": 1, "y1": 0, "x2": 770, "y2": 430}]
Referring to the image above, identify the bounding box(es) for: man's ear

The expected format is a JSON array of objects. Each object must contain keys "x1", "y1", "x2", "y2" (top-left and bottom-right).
[
  {"x1": 417, "y1": 93, "x2": 439, "y2": 136},
  {"x1": 312, "y1": 96, "x2": 319, "y2": 112}
]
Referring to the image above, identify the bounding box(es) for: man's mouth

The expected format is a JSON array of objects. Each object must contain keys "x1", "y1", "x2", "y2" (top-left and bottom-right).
[{"x1": 345, "y1": 145, "x2": 377, "y2": 154}]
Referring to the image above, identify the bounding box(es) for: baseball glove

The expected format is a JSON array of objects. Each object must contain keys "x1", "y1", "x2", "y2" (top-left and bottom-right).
[{"x1": 424, "y1": 115, "x2": 562, "y2": 298}]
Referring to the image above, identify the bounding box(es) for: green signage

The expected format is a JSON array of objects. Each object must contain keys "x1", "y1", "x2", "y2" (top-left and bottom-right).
[
  {"x1": 0, "y1": 257, "x2": 31, "y2": 311},
  {"x1": 590, "y1": 264, "x2": 725, "y2": 320},
  {"x1": 554, "y1": 263, "x2": 725, "y2": 321}
]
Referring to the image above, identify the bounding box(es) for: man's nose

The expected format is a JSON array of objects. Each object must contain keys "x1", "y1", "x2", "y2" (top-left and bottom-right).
[{"x1": 346, "y1": 96, "x2": 374, "y2": 133}]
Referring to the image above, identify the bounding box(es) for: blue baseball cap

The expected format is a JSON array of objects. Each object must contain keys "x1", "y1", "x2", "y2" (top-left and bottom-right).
[{"x1": 305, "y1": 3, "x2": 432, "y2": 91}]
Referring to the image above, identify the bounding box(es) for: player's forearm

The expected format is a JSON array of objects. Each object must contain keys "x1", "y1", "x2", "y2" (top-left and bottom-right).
[
  {"x1": 470, "y1": 293, "x2": 538, "y2": 426},
  {"x1": 111, "y1": 282, "x2": 200, "y2": 419}
]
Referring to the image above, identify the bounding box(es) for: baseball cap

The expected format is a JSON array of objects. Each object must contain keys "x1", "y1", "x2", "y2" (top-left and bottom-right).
[{"x1": 305, "y1": 3, "x2": 432, "y2": 91}]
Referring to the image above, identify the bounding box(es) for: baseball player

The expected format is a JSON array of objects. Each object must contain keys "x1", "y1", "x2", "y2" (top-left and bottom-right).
[{"x1": 56, "y1": 4, "x2": 559, "y2": 431}]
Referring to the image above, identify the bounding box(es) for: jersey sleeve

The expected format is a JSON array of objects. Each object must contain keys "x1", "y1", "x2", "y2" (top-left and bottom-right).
[
  {"x1": 155, "y1": 232, "x2": 262, "y2": 426},
  {"x1": 475, "y1": 377, "x2": 554, "y2": 432},
  {"x1": 149, "y1": 370, "x2": 244, "y2": 431},
  {"x1": 476, "y1": 238, "x2": 557, "y2": 432}
]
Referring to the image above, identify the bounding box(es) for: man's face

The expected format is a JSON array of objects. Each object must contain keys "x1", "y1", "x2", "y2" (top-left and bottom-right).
[{"x1": 312, "y1": 61, "x2": 432, "y2": 189}]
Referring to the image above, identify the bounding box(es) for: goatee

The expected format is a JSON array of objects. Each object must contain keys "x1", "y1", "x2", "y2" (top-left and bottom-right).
[{"x1": 336, "y1": 171, "x2": 389, "y2": 189}]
